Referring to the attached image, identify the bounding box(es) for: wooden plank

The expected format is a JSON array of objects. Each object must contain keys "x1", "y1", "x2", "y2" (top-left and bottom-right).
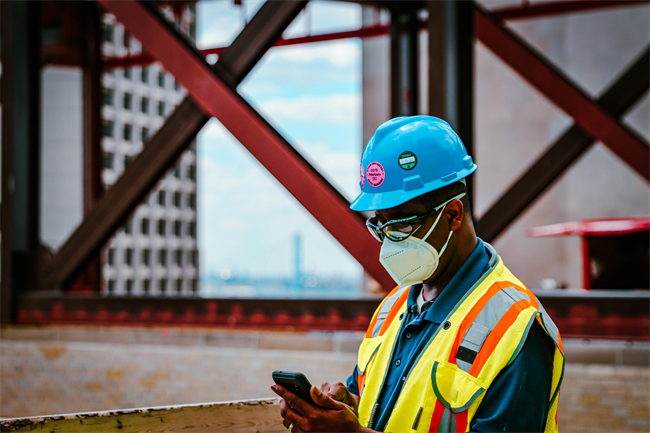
[{"x1": 0, "y1": 398, "x2": 285, "y2": 433}]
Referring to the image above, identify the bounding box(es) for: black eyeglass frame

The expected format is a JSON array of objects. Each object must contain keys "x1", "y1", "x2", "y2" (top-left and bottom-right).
[{"x1": 366, "y1": 193, "x2": 466, "y2": 243}]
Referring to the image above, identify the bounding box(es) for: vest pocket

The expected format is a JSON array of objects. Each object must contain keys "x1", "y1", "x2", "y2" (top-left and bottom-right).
[
  {"x1": 431, "y1": 360, "x2": 485, "y2": 413},
  {"x1": 357, "y1": 338, "x2": 382, "y2": 375},
  {"x1": 356, "y1": 338, "x2": 382, "y2": 396}
]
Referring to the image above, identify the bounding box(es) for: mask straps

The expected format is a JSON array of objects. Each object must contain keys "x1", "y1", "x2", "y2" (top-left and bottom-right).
[
  {"x1": 438, "y1": 228, "x2": 455, "y2": 257},
  {"x1": 416, "y1": 205, "x2": 446, "y2": 246},
  {"x1": 416, "y1": 192, "x2": 466, "y2": 247}
]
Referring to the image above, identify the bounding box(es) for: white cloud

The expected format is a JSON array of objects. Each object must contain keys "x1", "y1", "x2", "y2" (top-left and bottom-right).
[
  {"x1": 196, "y1": 2, "x2": 245, "y2": 49},
  {"x1": 197, "y1": 136, "x2": 363, "y2": 278},
  {"x1": 259, "y1": 93, "x2": 360, "y2": 125},
  {"x1": 284, "y1": 1, "x2": 362, "y2": 38},
  {"x1": 293, "y1": 141, "x2": 361, "y2": 202},
  {"x1": 273, "y1": 41, "x2": 361, "y2": 68}
]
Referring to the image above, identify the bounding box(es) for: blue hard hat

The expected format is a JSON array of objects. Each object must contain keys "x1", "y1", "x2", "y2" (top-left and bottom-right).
[{"x1": 350, "y1": 116, "x2": 476, "y2": 211}]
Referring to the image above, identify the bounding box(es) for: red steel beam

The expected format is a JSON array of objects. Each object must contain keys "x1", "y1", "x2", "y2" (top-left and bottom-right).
[
  {"x1": 475, "y1": 6, "x2": 650, "y2": 181},
  {"x1": 492, "y1": 0, "x2": 648, "y2": 21},
  {"x1": 104, "y1": 24, "x2": 390, "y2": 69},
  {"x1": 105, "y1": 0, "x2": 650, "y2": 69},
  {"x1": 98, "y1": 0, "x2": 394, "y2": 290}
]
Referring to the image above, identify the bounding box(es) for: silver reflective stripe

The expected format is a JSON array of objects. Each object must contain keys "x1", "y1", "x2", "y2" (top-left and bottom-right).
[
  {"x1": 456, "y1": 322, "x2": 491, "y2": 372},
  {"x1": 504, "y1": 286, "x2": 560, "y2": 343},
  {"x1": 537, "y1": 301, "x2": 560, "y2": 342},
  {"x1": 501, "y1": 285, "x2": 531, "y2": 304},
  {"x1": 463, "y1": 322, "x2": 491, "y2": 351},
  {"x1": 456, "y1": 358, "x2": 472, "y2": 373},
  {"x1": 371, "y1": 286, "x2": 408, "y2": 338},
  {"x1": 438, "y1": 407, "x2": 453, "y2": 433},
  {"x1": 456, "y1": 287, "x2": 520, "y2": 372}
]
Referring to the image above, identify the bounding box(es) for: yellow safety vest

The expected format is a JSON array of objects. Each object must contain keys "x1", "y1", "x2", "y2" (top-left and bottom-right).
[{"x1": 356, "y1": 252, "x2": 565, "y2": 432}]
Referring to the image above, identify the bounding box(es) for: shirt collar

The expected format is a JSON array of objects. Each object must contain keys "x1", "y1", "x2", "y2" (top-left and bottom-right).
[{"x1": 406, "y1": 238, "x2": 492, "y2": 324}]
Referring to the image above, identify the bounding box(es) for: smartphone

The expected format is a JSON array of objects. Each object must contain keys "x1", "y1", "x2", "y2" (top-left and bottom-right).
[{"x1": 272, "y1": 370, "x2": 315, "y2": 405}]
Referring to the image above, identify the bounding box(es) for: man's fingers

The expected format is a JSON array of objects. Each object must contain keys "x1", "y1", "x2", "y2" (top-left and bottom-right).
[
  {"x1": 272, "y1": 385, "x2": 311, "y2": 416},
  {"x1": 321, "y1": 382, "x2": 332, "y2": 396},
  {"x1": 311, "y1": 385, "x2": 344, "y2": 410},
  {"x1": 279, "y1": 400, "x2": 303, "y2": 432}
]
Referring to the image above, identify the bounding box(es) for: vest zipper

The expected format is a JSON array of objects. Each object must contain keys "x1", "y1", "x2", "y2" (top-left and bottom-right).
[{"x1": 367, "y1": 403, "x2": 379, "y2": 430}]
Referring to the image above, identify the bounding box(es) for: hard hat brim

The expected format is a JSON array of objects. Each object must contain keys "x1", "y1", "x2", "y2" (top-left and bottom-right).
[{"x1": 349, "y1": 166, "x2": 476, "y2": 212}]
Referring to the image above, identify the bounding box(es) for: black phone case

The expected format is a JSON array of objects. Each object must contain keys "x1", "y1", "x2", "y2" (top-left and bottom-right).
[{"x1": 272, "y1": 370, "x2": 315, "y2": 405}]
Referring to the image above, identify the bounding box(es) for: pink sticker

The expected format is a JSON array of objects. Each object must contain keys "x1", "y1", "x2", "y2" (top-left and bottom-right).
[
  {"x1": 360, "y1": 163, "x2": 365, "y2": 188},
  {"x1": 366, "y1": 162, "x2": 385, "y2": 187}
]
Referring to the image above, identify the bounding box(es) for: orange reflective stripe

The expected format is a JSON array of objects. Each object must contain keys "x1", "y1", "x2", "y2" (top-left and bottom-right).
[
  {"x1": 468, "y1": 299, "x2": 532, "y2": 377},
  {"x1": 365, "y1": 285, "x2": 401, "y2": 338},
  {"x1": 557, "y1": 330, "x2": 564, "y2": 353},
  {"x1": 455, "y1": 410, "x2": 468, "y2": 432},
  {"x1": 448, "y1": 282, "x2": 503, "y2": 363},
  {"x1": 429, "y1": 400, "x2": 446, "y2": 432},
  {"x1": 378, "y1": 289, "x2": 409, "y2": 337},
  {"x1": 357, "y1": 372, "x2": 366, "y2": 396}
]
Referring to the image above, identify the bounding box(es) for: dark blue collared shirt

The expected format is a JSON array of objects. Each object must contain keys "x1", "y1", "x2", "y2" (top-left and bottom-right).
[{"x1": 347, "y1": 238, "x2": 554, "y2": 432}]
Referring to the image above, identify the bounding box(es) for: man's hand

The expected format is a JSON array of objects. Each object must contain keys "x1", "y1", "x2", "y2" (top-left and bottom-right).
[
  {"x1": 271, "y1": 384, "x2": 371, "y2": 433},
  {"x1": 320, "y1": 382, "x2": 360, "y2": 416}
]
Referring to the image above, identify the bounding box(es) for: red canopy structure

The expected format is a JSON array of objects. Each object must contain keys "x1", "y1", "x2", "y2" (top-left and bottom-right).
[{"x1": 528, "y1": 217, "x2": 650, "y2": 290}]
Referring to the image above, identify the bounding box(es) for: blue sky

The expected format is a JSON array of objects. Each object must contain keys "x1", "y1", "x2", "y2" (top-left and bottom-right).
[{"x1": 196, "y1": 1, "x2": 365, "y2": 279}]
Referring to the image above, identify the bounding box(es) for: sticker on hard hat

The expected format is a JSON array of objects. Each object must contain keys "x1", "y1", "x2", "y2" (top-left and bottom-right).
[
  {"x1": 398, "y1": 151, "x2": 417, "y2": 170},
  {"x1": 360, "y1": 163, "x2": 365, "y2": 188},
  {"x1": 366, "y1": 162, "x2": 385, "y2": 187}
]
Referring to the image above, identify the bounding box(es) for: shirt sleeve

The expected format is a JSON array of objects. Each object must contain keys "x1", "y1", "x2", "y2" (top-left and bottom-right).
[
  {"x1": 470, "y1": 320, "x2": 556, "y2": 432},
  {"x1": 346, "y1": 364, "x2": 360, "y2": 397}
]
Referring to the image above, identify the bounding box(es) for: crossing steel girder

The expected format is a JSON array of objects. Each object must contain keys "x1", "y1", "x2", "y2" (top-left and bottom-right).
[
  {"x1": 478, "y1": 49, "x2": 650, "y2": 243},
  {"x1": 55, "y1": 0, "x2": 394, "y2": 291},
  {"x1": 49, "y1": 1, "x2": 309, "y2": 289},
  {"x1": 97, "y1": 0, "x2": 392, "y2": 289},
  {"x1": 475, "y1": 6, "x2": 650, "y2": 181}
]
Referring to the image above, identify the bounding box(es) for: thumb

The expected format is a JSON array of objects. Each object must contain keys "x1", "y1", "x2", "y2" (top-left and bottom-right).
[{"x1": 311, "y1": 386, "x2": 344, "y2": 410}]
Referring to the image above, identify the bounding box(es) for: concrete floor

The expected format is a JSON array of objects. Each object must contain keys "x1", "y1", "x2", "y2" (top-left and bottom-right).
[{"x1": 1, "y1": 326, "x2": 648, "y2": 431}]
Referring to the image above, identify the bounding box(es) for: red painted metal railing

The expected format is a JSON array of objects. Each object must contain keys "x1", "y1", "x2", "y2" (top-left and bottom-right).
[{"x1": 16, "y1": 292, "x2": 650, "y2": 340}]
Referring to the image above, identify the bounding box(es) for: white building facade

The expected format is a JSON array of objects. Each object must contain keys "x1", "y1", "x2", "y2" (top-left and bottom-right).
[{"x1": 99, "y1": 7, "x2": 198, "y2": 296}]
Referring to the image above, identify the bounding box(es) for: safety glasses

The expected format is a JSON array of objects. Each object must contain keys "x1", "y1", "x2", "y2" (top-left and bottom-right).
[{"x1": 366, "y1": 193, "x2": 466, "y2": 242}]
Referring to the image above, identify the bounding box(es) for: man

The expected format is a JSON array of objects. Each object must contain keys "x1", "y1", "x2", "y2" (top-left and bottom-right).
[{"x1": 272, "y1": 116, "x2": 565, "y2": 432}]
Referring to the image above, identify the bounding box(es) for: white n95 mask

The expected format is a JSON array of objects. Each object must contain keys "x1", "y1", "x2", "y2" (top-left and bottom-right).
[{"x1": 379, "y1": 202, "x2": 455, "y2": 286}]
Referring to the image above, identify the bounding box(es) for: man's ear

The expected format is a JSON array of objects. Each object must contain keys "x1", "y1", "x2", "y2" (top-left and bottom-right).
[{"x1": 446, "y1": 199, "x2": 464, "y2": 231}]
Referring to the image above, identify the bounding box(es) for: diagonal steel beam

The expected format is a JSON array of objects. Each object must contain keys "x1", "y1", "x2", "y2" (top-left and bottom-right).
[
  {"x1": 475, "y1": 5, "x2": 650, "y2": 181},
  {"x1": 478, "y1": 49, "x2": 650, "y2": 243},
  {"x1": 50, "y1": 1, "x2": 307, "y2": 288},
  {"x1": 97, "y1": 0, "x2": 393, "y2": 290}
]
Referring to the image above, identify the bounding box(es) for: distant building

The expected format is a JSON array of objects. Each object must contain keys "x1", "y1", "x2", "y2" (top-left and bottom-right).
[{"x1": 99, "y1": 6, "x2": 198, "y2": 296}]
